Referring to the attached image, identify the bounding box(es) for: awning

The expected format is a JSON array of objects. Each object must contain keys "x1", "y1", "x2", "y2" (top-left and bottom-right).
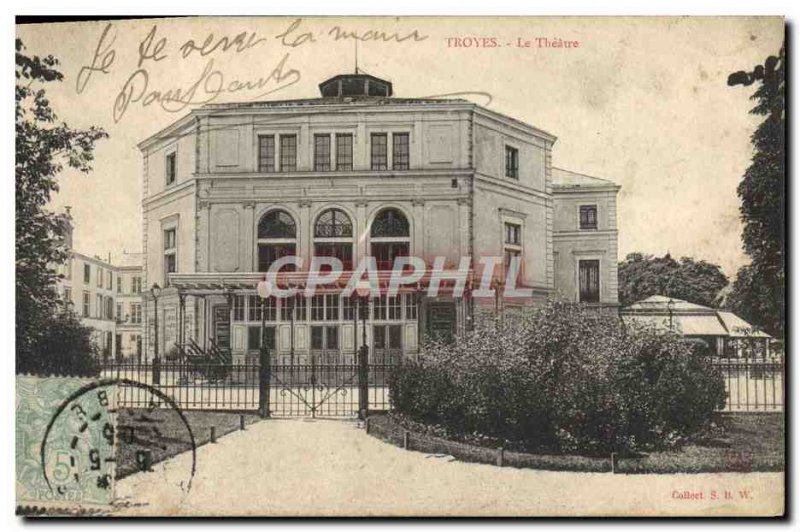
[{"x1": 167, "y1": 270, "x2": 479, "y2": 296}]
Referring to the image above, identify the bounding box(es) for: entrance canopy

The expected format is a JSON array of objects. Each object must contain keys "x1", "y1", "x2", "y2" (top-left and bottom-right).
[{"x1": 167, "y1": 270, "x2": 478, "y2": 297}]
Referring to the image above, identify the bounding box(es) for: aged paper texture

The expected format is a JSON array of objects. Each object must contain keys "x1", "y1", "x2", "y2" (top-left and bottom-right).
[{"x1": 15, "y1": 16, "x2": 785, "y2": 517}]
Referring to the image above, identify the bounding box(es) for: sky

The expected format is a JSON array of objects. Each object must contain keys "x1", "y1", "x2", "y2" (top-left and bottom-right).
[{"x1": 16, "y1": 16, "x2": 784, "y2": 277}]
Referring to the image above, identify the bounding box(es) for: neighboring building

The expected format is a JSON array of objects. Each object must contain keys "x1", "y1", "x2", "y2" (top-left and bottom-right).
[
  {"x1": 115, "y1": 252, "x2": 145, "y2": 362},
  {"x1": 552, "y1": 168, "x2": 620, "y2": 307},
  {"x1": 620, "y1": 295, "x2": 772, "y2": 357},
  {"x1": 137, "y1": 71, "x2": 620, "y2": 363},
  {"x1": 56, "y1": 209, "x2": 144, "y2": 361}
]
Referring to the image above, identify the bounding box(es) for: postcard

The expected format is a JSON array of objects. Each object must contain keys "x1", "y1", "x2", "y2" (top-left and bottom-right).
[{"x1": 15, "y1": 15, "x2": 785, "y2": 517}]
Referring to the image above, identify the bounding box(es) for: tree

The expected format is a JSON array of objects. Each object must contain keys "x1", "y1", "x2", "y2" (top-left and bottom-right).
[
  {"x1": 16, "y1": 39, "x2": 107, "y2": 374},
  {"x1": 618, "y1": 252, "x2": 728, "y2": 307},
  {"x1": 726, "y1": 44, "x2": 785, "y2": 338}
]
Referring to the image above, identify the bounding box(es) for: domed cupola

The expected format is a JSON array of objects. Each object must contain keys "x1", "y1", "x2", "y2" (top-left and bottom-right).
[{"x1": 319, "y1": 73, "x2": 393, "y2": 97}]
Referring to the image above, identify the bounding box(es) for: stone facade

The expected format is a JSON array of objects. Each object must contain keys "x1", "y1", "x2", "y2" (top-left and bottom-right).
[{"x1": 137, "y1": 73, "x2": 620, "y2": 362}]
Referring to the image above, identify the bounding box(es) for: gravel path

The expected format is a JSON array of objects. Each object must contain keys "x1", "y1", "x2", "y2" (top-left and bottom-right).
[{"x1": 112, "y1": 418, "x2": 783, "y2": 517}]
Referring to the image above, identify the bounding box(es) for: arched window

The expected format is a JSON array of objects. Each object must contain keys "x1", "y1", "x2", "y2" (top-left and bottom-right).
[
  {"x1": 370, "y1": 208, "x2": 410, "y2": 270},
  {"x1": 257, "y1": 210, "x2": 297, "y2": 272},
  {"x1": 370, "y1": 208, "x2": 409, "y2": 238},
  {"x1": 314, "y1": 208, "x2": 353, "y2": 238},
  {"x1": 258, "y1": 210, "x2": 296, "y2": 239},
  {"x1": 314, "y1": 208, "x2": 353, "y2": 270}
]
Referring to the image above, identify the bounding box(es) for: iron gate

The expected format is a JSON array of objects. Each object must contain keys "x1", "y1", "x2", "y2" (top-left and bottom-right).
[{"x1": 100, "y1": 348, "x2": 398, "y2": 418}]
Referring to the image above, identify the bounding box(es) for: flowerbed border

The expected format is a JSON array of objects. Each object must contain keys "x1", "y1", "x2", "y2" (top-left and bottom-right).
[{"x1": 365, "y1": 413, "x2": 612, "y2": 473}]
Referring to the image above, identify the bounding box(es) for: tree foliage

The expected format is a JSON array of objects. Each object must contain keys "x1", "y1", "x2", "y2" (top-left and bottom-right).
[
  {"x1": 617, "y1": 252, "x2": 728, "y2": 307},
  {"x1": 726, "y1": 44, "x2": 785, "y2": 338},
  {"x1": 16, "y1": 39, "x2": 107, "y2": 374}
]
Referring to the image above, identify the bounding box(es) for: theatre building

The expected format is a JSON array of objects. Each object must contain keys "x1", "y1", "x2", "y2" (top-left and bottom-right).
[{"x1": 138, "y1": 72, "x2": 620, "y2": 364}]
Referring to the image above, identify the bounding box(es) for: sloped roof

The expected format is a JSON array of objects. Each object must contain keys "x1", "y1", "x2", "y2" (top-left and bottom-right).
[
  {"x1": 623, "y1": 314, "x2": 729, "y2": 336},
  {"x1": 200, "y1": 96, "x2": 469, "y2": 111},
  {"x1": 621, "y1": 295, "x2": 771, "y2": 339},
  {"x1": 717, "y1": 311, "x2": 771, "y2": 338},
  {"x1": 552, "y1": 167, "x2": 618, "y2": 189},
  {"x1": 625, "y1": 295, "x2": 713, "y2": 313}
]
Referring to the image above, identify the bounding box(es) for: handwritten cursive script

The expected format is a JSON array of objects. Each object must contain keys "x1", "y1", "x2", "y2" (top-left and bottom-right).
[{"x1": 113, "y1": 54, "x2": 300, "y2": 123}]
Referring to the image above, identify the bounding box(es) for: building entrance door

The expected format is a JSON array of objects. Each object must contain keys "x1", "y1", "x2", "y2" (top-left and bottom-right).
[
  {"x1": 213, "y1": 305, "x2": 231, "y2": 351},
  {"x1": 426, "y1": 302, "x2": 456, "y2": 343},
  {"x1": 373, "y1": 324, "x2": 402, "y2": 364},
  {"x1": 311, "y1": 325, "x2": 340, "y2": 364}
]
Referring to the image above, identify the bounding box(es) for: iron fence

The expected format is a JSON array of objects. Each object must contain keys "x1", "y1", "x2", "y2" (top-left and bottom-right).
[
  {"x1": 711, "y1": 356, "x2": 784, "y2": 412},
  {"x1": 99, "y1": 355, "x2": 397, "y2": 417}
]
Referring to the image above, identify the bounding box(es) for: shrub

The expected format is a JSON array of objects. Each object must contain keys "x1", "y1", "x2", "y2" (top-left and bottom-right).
[
  {"x1": 389, "y1": 302, "x2": 726, "y2": 454},
  {"x1": 17, "y1": 310, "x2": 99, "y2": 377}
]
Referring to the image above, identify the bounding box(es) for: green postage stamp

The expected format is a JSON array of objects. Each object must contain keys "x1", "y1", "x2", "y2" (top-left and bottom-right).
[{"x1": 16, "y1": 375, "x2": 117, "y2": 513}]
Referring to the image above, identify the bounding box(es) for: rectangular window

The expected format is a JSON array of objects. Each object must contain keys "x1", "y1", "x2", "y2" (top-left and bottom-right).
[
  {"x1": 578, "y1": 259, "x2": 601, "y2": 303},
  {"x1": 131, "y1": 303, "x2": 142, "y2": 324},
  {"x1": 96, "y1": 295, "x2": 103, "y2": 318},
  {"x1": 105, "y1": 296, "x2": 114, "y2": 320},
  {"x1": 164, "y1": 228, "x2": 177, "y2": 250},
  {"x1": 166, "y1": 152, "x2": 176, "y2": 185},
  {"x1": 504, "y1": 222, "x2": 521, "y2": 245},
  {"x1": 132, "y1": 276, "x2": 142, "y2": 294},
  {"x1": 280, "y1": 134, "x2": 297, "y2": 172},
  {"x1": 164, "y1": 228, "x2": 177, "y2": 285},
  {"x1": 342, "y1": 296, "x2": 358, "y2": 321},
  {"x1": 258, "y1": 135, "x2": 275, "y2": 172},
  {"x1": 387, "y1": 295, "x2": 402, "y2": 320},
  {"x1": 314, "y1": 134, "x2": 331, "y2": 171},
  {"x1": 325, "y1": 294, "x2": 339, "y2": 321},
  {"x1": 336, "y1": 134, "x2": 353, "y2": 171},
  {"x1": 579, "y1": 205, "x2": 598, "y2": 230},
  {"x1": 116, "y1": 277, "x2": 122, "y2": 293},
  {"x1": 233, "y1": 295, "x2": 245, "y2": 322},
  {"x1": 392, "y1": 133, "x2": 410, "y2": 170},
  {"x1": 373, "y1": 296, "x2": 387, "y2": 321},
  {"x1": 106, "y1": 270, "x2": 112, "y2": 290},
  {"x1": 505, "y1": 145, "x2": 519, "y2": 179},
  {"x1": 63, "y1": 287, "x2": 72, "y2": 306},
  {"x1": 97, "y1": 268, "x2": 103, "y2": 288},
  {"x1": 83, "y1": 263, "x2": 90, "y2": 284},
  {"x1": 294, "y1": 296, "x2": 307, "y2": 321},
  {"x1": 311, "y1": 295, "x2": 325, "y2": 321},
  {"x1": 405, "y1": 293, "x2": 417, "y2": 320},
  {"x1": 370, "y1": 133, "x2": 388, "y2": 170},
  {"x1": 116, "y1": 302, "x2": 123, "y2": 320},
  {"x1": 279, "y1": 296, "x2": 304, "y2": 321},
  {"x1": 248, "y1": 295, "x2": 276, "y2": 322},
  {"x1": 82, "y1": 292, "x2": 90, "y2": 317}
]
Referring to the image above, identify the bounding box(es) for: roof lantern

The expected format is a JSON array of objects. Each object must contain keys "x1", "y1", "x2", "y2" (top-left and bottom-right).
[{"x1": 318, "y1": 73, "x2": 393, "y2": 97}]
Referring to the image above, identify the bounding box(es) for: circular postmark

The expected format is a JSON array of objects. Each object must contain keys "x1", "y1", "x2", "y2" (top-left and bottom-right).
[{"x1": 40, "y1": 378, "x2": 197, "y2": 499}]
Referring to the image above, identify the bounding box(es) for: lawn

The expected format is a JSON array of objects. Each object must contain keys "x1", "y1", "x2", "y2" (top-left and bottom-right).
[
  {"x1": 617, "y1": 412, "x2": 784, "y2": 473},
  {"x1": 370, "y1": 412, "x2": 784, "y2": 474},
  {"x1": 114, "y1": 409, "x2": 261, "y2": 479}
]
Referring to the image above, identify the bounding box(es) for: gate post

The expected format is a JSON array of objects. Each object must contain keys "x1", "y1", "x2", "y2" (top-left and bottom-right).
[
  {"x1": 152, "y1": 356, "x2": 161, "y2": 385},
  {"x1": 258, "y1": 346, "x2": 271, "y2": 418},
  {"x1": 358, "y1": 344, "x2": 369, "y2": 420}
]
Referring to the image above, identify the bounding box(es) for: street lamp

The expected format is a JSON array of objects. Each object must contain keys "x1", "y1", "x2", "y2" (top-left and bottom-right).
[
  {"x1": 151, "y1": 283, "x2": 161, "y2": 361},
  {"x1": 354, "y1": 279, "x2": 372, "y2": 420},
  {"x1": 355, "y1": 279, "x2": 372, "y2": 351},
  {"x1": 256, "y1": 279, "x2": 273, "y2": 418}
]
